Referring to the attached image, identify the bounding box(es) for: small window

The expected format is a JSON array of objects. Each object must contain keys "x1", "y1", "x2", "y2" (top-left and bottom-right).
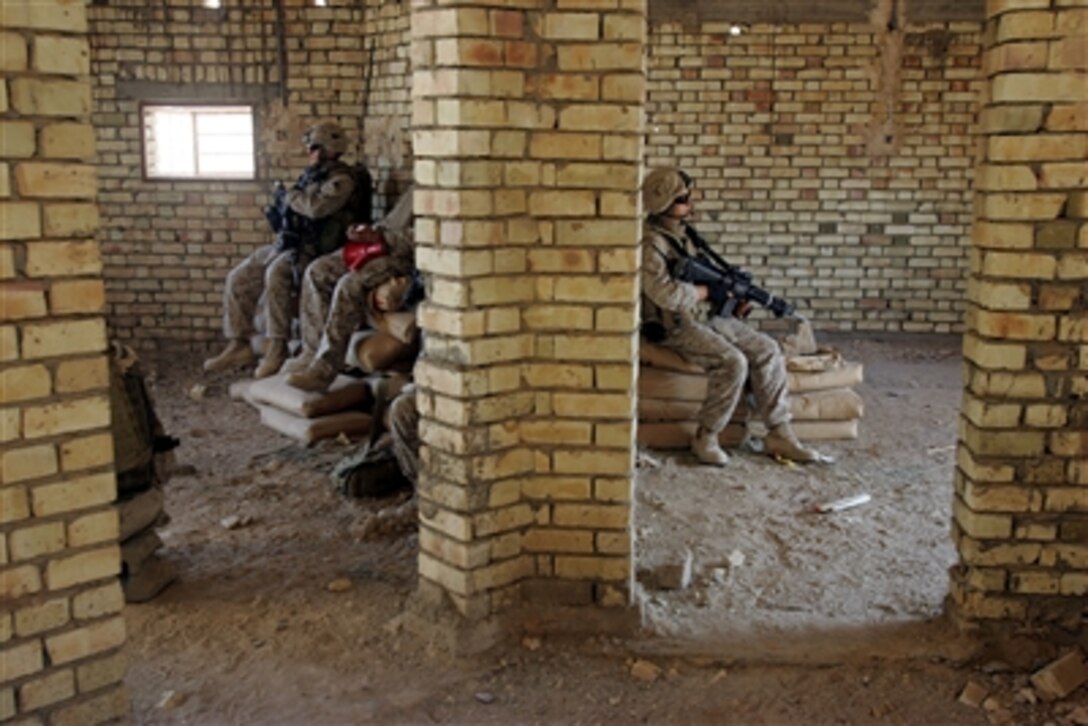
[{"x1": 142, "y1": 105, "x2": 255, "y2": 180}]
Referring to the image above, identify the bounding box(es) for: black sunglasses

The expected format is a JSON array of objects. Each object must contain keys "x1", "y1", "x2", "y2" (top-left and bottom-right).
[{"x1": 673, "y1": 193, "x2": 691, "y2": 205}]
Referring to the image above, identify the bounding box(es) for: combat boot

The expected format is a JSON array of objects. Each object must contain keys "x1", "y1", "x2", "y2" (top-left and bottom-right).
[
  {"x1": 286, "y1": 359, "x2": 337, "y2": 393},
  {"x1": 254, "y1": 338, "x2": 289, "y2": 379},
  {"x1": 203, "y1": 339, "x2": 256, "y2": 373},
  {"x1": 282, "y1": 348, "x2": 315, "y2": 374},
  {"x1": 765, "y1": 423, "x2": 821, "y2": 463},
  {"x1": 692, "y1": 427, "x2": 730, "y2": 466}
]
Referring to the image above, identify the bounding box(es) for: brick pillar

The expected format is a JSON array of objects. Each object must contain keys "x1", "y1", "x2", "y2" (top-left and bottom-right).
[
  {"x1": 951, "y1": 1, "x2": 1087, "y2": 628},
  {"x1": 1, "y1": 1, "x2": 128, "y2": 722},
  {"x1": 411, "y1": 2, "x2": 646, "y2": 621}
]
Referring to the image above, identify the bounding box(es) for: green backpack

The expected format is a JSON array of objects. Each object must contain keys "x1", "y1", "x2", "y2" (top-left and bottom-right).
[{"x1": 329, "y1": 381, "x2": 409, "y2": 499}]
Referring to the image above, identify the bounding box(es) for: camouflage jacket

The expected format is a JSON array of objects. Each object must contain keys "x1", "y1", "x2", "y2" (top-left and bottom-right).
[
  {"x1": 285, "y1": 158, "x2": 355, "y2": 255},
  {"x1": 640, "y1": 216, "x2": 703, "y2": 333}
]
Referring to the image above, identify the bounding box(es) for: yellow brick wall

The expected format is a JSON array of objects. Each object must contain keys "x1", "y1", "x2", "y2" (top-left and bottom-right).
[
  {"x1": 1, "y1": 1, "x2": 128, "y2": 722},
  {"x1": 951, "y1": 1, "x2": 1088, "y2": 627},
  {"x1": 88, "y1": 0, "x2": 411, "y2": 345},
  {"x1": 646, "y1": 18, "x2": 983, "y2": 333},
  {"x1": 412, "y1": 1, "x2": 645, "y2": 619},
  {"x1": 90, "y1": 5, "x2": 987, "y2": 347}
]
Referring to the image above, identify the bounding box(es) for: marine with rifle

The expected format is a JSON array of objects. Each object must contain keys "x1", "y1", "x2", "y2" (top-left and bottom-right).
[
  {"x1": 640, "y1": 167, "x2": 829, "y2": 466},
  {"x1": 204, "y1": 121, "x2": 366, "y2": 379}
]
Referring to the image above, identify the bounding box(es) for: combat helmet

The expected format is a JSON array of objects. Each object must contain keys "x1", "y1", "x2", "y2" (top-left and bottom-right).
[
  {"x1": 642, "y1": 167, "x2": 692, "y2": 215},
  {"x1": 302, "y1": 121, "x2": 349, "y2": 157}
]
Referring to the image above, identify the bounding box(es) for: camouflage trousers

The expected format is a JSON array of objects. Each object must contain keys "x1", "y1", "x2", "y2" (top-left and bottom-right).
[
  {"x1": 388, "y1": 384, "x2": 419, "y2": 485},
  {"x1": 298, "y1": 252, "x2": 373, "y2": 371},
  {"x1": 662, "y1": 317, "x2": 791, "y2": 434},
  {"x1": 222, "y1": 244, "x2": 298, "y2": 341}
]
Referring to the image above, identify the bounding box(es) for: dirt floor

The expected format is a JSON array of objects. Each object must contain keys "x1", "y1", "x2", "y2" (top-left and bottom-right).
[{"x1": 122, "y1": 334, "x2": 1088, "y2": 725}]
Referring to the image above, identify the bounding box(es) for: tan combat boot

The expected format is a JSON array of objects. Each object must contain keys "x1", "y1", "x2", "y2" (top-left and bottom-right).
[
  {"x1": 254, "y1": 338, "x2": 289, "y2": 379},
  {"x1": 286, "y1": 359, "x2": 337, "y2": 393},
  {"x1": 282, "y1": 348, "x2": 315, "y2": 374},
  {"x1": 203, "y1": 339, "x2": 256, "y2": 373},
  {"x1": 692, "y1": 427, "x2": 730, "y2": 466},
  {"x1": 765, "y1": 422, "x2": 822, "y2": 463}
]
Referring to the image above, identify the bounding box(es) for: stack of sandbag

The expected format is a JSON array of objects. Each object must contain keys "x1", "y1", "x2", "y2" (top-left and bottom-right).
[
  {"x1": 231, "y1": 373, "x2": 376, "y2": 445},
  {"x1": 637, "y1": 339, "x2": 864, "y2": 450},
  {"x1": 345, "y1": 321, "x2": 418, "y2": 375},
  {"x1": 109, "y1": 343, "x2": 178, "y2": 603}
]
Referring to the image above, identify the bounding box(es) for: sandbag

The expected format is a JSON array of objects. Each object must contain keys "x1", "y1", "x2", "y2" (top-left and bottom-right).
[
  {"x1": 638, "y1": 390, "x2": 861, "y2": 423},
  {"x1": 377, "y1": 310, "x2": 417, "y2": 345},
  {"x1": 118, "y1": 486, "x2": 165, "y2": 541},
  {"x1": 638, "y1": 367, "x2": 707, "y2": 402},
  {"x1": 637, "y1": 422, "x2": 748, "y2": 450},
  {"x1": 256, "y1": 403, "x2": 373, "y2": 445},
  {"x1": 791, "y1": 419, "x2": 859, "y2": 441},
  {"x1": 108, "y1": 345, "x2": 155, "y2": 479},
  {"x1": 121, "y1": 528, "x2": 163, "y2": 575},
  {"x1": 788, "y1": 362, "x2": 864, "y2": 393},
  {"x1": 638, "y1": 397, "x2": 702, "y2": 422},
  {"x1": 785, "y1": 351, "x2": 844, "y2": 373},
  {"x1": 122, "y1": 555, "x2": 177, "y2": 604},
  {"x1": 229, "y1": 378, "x2": 254, "y2": 402},
  {"x1": 247, "y1": 373, "x2": 372, "y2": 419},
  {"x1": 638, "y1": 396, "x2": 754, "y2": 423},
  {"x1": 790, "y1": 388, "x2": 864, "y2": 421},
  {"x1": 638, "y1": 340, "x2": 704, "y2": 374},
  {"x1": 347, "y1": 330, "x2": 417, "y2": 373}
]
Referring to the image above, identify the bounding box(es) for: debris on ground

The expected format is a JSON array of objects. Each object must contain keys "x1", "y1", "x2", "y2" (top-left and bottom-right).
[
  {"x1": 637, "y1": 450, "x2": 662, "y2": 468},
  {"x1": 629, "y1": 659, "x2": 662, "y2": 682},
  {"x1": 958, "y1": 680, "x2": 989, "y2": 708},
  {"x1": 325, "y1": 577, "x2": 352, "y2": 593},
  {"x1": 812, "y1": 493, "x2": 872, "y2": 514},
  {"x1": 156, "y1": 690, "x2": 187, "y2": 710},
  {"x1": 1031, "y1": 649, "x2": 1088, "y2": 702},
  {"x1": 188, "y1": 383, "x2": 207, "y2": 401},
  {"x1": 219, "y1": 514, "x2": 254, "y2": 530}
]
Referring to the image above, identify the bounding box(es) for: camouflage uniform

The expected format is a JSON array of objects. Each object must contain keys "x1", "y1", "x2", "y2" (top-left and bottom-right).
[
  {"x1": 221, "y1": 244, "x2": 298, "y2": 342},
  {"x1": 206, "y1": 121, "x2": 359, "y2": 376},
  {"x1": 642, "y1": 217, "x2": 791, "y2": 434},
  {"x1": 292, "y1": 187, "x2": 416, "y2": 378},
  {"x1": 221, "y1": 158, "x2": 355, "y2": 339},
  {"x1": 388, "y1": 384, "x2": 419, "y2": 485}
]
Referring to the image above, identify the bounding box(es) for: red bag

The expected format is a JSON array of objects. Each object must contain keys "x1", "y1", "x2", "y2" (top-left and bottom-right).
[{"x1": 342, "y1": 224, "x2": 387, "y2": 271}]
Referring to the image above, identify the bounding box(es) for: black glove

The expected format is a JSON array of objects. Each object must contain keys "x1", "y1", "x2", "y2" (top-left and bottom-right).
[{"x1": 275, "y1": 230, "x2": 301, "y2": 253}]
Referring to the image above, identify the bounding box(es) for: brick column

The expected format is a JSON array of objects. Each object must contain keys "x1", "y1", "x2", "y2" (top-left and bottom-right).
[
  {"x1": 951, "y1": 1, "x2": 1087, "y2": 628},
  {"x1": 2, "y1": 1, "x2": 128, "y2": 722},
  {"x1": 411, "y1": 2, "x2": 645, "y2": 620}
]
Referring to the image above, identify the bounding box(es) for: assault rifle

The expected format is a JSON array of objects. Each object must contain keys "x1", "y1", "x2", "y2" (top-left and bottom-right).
[
  {"x1": 671, "y1": 224, "x2": 796, "y2": 320},
  {"x1": 264, "y1": 165, "x2": 329, "y2": 252}
]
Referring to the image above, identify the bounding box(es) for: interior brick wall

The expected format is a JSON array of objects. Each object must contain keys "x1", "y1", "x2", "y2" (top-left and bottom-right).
[
  {"x1": 89, "y1": 3, "x2": 987, "y2": 347},
  {"x1": 950, "y1": 0, "x2": 1088, "y2": 629},
  {"x1": 1, "y1": 1, "x2": 129, "y2": 722},
  {"x1": 88, "y1": 0, "x2": 410, "y2": 346},
  {"x1": 645, "y1": 16, "x2": 982, "y2": 333}
]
